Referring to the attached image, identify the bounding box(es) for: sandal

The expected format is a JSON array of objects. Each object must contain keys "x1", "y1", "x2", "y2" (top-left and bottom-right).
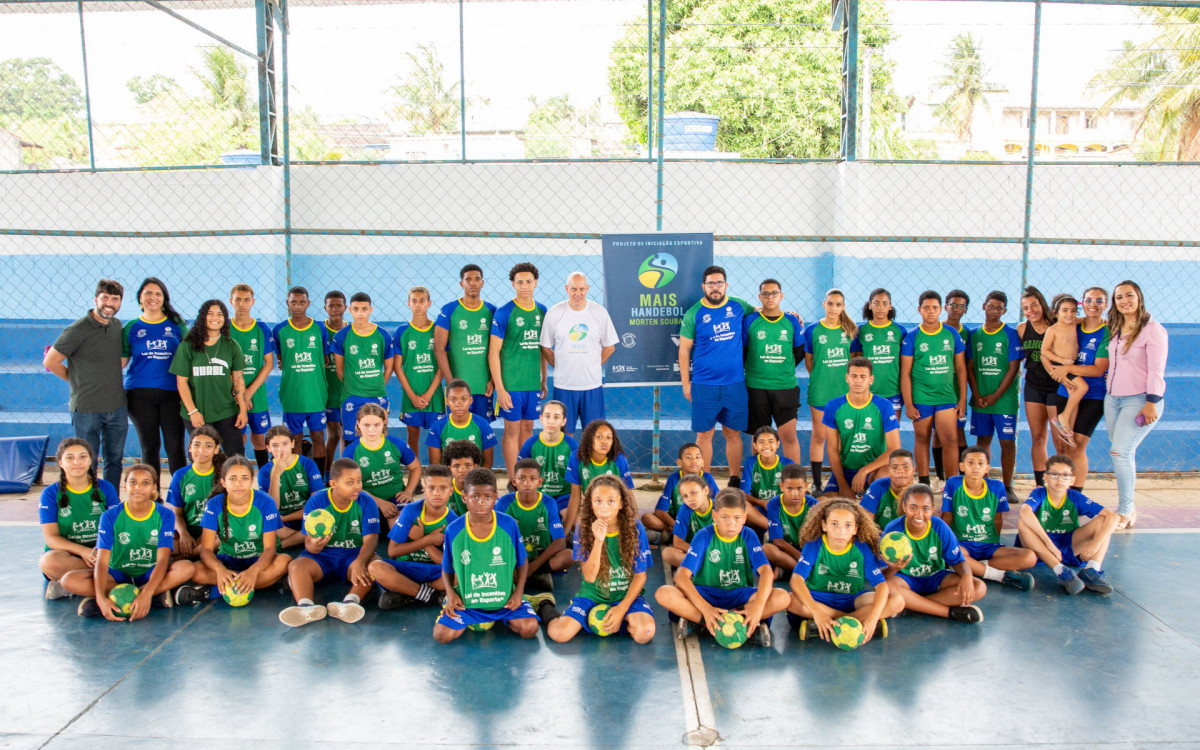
[{"x1": 1117, "y1": 511, "x2": 1137, "y2": 530}]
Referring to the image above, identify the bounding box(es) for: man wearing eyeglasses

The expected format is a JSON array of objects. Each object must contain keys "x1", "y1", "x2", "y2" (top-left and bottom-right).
[
  {"x1": 678, "y1": 266, "x2": 757, "y2": 488},
  {"x1": 741, "y1": 279, "x2": 804, "y2": 464}
]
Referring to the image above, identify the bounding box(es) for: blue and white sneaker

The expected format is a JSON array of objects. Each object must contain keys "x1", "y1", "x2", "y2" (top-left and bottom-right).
[
  {"x1": 1058, "y1": 567, "x2": 1085, "y2": 595},
  {"x1": 1078, "y1": 567, "x2": 1114, "y2": 594}
]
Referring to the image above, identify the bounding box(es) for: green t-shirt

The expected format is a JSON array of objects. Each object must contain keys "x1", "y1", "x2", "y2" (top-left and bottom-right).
[
  {"x1": 274, "y1": 321, "x2": 329, "y2": 413},
  {"x1": 744, "y1": 312, "x2": 801, "y2": 390},
  {"x1": 675, "y1": 501, "x2": 713, "y2": 543},
  {"x1": 493, "y1": 300, "x2": 546, "y2": 392},
  {"x1": 803, "y1": 322, "x2": 854, "y2": 407},
  {"x1": 440, "y1": 300, "x2": 495, "y2": 394},
  {"x1": 271, "y1": 457, "x2": 318, "y2": 516},
  {"x1": 768, "y1": 496, "x2": 813, "y2": 546},
  {"x1": 229, "y1": 320, "x2": 271, "y2": 413},
  {"x1": 448, "y1": 484, "x2": 466, "y2": 516},
  {"x1": 208, "y1": 494, "x2": 278, "y2": 559},
  {"x1": 802, "y1": 537, "x2": 876, "y2": 596},
  {"x1": 169, "y1": 338, "x2": 244, "y2": 422},
  {"x1": 321, "y1": 496, "x2": 368, "y2": 550},
  {"x1": 690, "y1": 529, "x2": 758, "y2": 590},
  {"x1": 577, "y1": 532, "x2": 636, "y2": 603},
  {"x1": 336, "y1": 324, "x2": 391, "y2": 398},
  {"x1": 896, "y1": 522, "x2": 949, "y2": 578},
  {"x1": 48, "y1": 484, "x2": 110, "y2": 546},
  {"x1": 905, "y1": 324, "x2": 964, "y2": 406},
  {"x1": 855, "y1": 321, "x2": 905, "y2": 398},
  {"x1": 503, "y1": 492, "x2": 558, "y2": 557},
  {"x1": 324, "y1": 322, "x2": 345, "y2": 412},
  {"x1": 968, "y1": 323, "x2": 1021, "y2": 415},
  {"x1": 104, "y1": 505, "x2": 171, "y2": 576},
  {"x1": 399, "y1": 505, "x2": 454, "y2": 564},
  {"x1": 945, "y1": 478, "x2": 1006, "y2": 544},
  {"x1": 523, "y1": 432, "x2": 574, "y2": 497},
  {"x1": 747, "y1": 455, "x2": 786, "y2": 499},
  {"x1": 822, "y1": 395, "x2": 896, "y2": 471},
  {"x1": 395, "y1": 322, "x2": 445, "y2": 414},
  {"x1": 167, "y1": 465, "x2": 215, "y2": 530},
  {"x1": 450, "y1": 513, "x2": 518, "y2": 609},
  {"x1": 1037, "y1": 494, "x2": 1081, "y2": 535},
  {"x1": 348, "y1": 437, "x2": 412, "y2": 501}
]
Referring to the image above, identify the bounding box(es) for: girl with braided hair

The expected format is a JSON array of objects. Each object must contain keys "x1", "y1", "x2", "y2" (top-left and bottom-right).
[
  {"x1": 165, "y1": 426, "x2": 224, "y2": 558},
  {"x1": 174, "y1": 457, "x2": 290, "y2": 606},
  {"x1": 40, "y1": 438, "x2": 121, "y2": 600}
]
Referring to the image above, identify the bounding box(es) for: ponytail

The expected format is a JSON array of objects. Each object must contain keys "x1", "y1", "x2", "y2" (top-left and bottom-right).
[
  {"x1": 825, "y1": 289, "x2": 857, "y2": 340},
  {"x1": 218, "y1": 456, "x2": 257, "y2": 541}
]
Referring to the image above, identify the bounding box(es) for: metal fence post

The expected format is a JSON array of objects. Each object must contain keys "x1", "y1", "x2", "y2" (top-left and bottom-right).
[
  {"x1": 281, "y1": 0, "x2": 292, "y2": 288},
  {"x1": 459, "y1": 0, "x2": 467, "y2": 162},
  {"x1": 76, "y1": 0, "x2": 95, "y2": 170},
  {"x1": 655, "y1": 0, "x2": 666, "y2": 231},
  {"x1": 1020, "y1": 0, "x2": 1043, "y2": 293},
  {"x1": 256, "y1": 0, "x2": 279, "y2": 166},
  {"x1": 646, "y1": 0, "x2": 654, "y2": 159}
]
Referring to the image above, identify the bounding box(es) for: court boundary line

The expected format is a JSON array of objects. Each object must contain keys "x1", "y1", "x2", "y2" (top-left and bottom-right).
[
  {"x1": 664, "y1": 561, "x2": 720, "y2": 749},
  {"x1": 37, "y1": 601, "x2": 214, "y2": 749}
]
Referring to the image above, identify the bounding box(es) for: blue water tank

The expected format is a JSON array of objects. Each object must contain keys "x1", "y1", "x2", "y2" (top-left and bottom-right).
[
  {"x1": 662, "y1": 112, "x2": 719, "y2": 151},
  {"x1": 219, "y1": 149, "x2": 261, "y2": 166}
]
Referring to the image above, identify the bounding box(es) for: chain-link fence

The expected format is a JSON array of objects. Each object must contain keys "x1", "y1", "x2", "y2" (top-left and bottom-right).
[{"x1": 0, "y1": 0, "x2": 1195, "y2": 476}]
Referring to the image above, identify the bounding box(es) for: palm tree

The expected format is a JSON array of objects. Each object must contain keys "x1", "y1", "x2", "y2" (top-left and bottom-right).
[
  {"x1": 388, "y1": 43, "x2": 463, "y2": 134},
  {"x1": 933, "y1": 33, "x2": 998, "y2": 150},
  {"x1": 193, "y1": 47, "x2": 254, "y2": 147},
  {"x1": 1090, "y1": 8, "x2": 1200, "y2": 160}
]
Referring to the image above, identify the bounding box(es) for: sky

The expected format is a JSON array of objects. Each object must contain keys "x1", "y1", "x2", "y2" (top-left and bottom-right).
[{"x1": 0, "y1": 0, "x2": 1153, "y2": 126}]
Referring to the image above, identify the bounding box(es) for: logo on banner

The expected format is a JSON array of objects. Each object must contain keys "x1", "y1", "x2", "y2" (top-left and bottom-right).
[
  {"x1": 637, "y1": 253, "x2": 678, "y2": 288},
  {"x1": 621, "y1": 333, "x2": 636, "y2": 348}
]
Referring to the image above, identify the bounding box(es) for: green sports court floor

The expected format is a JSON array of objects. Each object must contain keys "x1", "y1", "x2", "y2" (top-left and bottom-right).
[{"x1": 3, "y1": 475, "x2": 1199, "y2": 749}]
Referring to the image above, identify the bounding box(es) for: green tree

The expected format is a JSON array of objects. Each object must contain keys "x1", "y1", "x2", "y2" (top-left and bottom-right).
[
  {"x1": 0, "y1": 57, "x2": 83, "y2": 124},
  {"x1": 524, "y1": 93, "x2": 602, "y2": 158},
  {"x1": 607, "y1": 0, "x2": 903, "y2": 158},
  {"x1": 1090, "y1": 8, "x2": 1200, "y2": 160},
  {"x1": 193, "y1": 47, "x2": 255, "y2": 147},
  {"x1": 127, "y1": 74, "x2": 180, "y2": 105},
  {"x1": 388, "y1": 43, "x2": 463, "y2": 134},
  {"x1": 932, "y1": 33, "x2": 999, "y2": 150}
]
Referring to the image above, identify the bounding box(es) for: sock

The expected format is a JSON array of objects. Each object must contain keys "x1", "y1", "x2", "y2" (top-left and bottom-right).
[
  {"x1": 1052, "y1": 564, "x2": 1065, "y2": 576},
  {"x1": 810, "y1": 462, "x2": 823, "y2": 489},
  {"x1": 1086, "y1": 559, "x2": 1101, "y2": 571},
  {"x1": 933, "y1": 451, "x2": 946, "y2": 481},
  {"x1": 1034, "y1": 470, "x2": 1045, "y2": 487},
  {"x1": 343, "y1": 593, "x2": 361, "y2": 605},
  {"x1": 727, "y1": 475, "x2": 741, "y2": 489},
  {"x1": 254, "y1": 448, "x2": 270, "y2": 468},
  {"x1": 982, "y1": 564, "x2": 1004, "y2": 582},
  {"x1": 536, "y1": 599, "x2": 560, "y2": 625},
  {"x1": 415, "y1": 583, "x2": 434, "y2": 603},
  {"x1": 1071, "y1": 486, "x2": 1083, "y2": 492},
  {"x1": 298, "y1": 597, "x2": 314, "y2": 607},
  {"x1": 919, "y1": 475, "x2": 931, "y2": 486}
]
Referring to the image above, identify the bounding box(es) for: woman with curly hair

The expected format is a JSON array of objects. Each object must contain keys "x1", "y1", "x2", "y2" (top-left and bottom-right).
[
  {"x1": 169, "y1": 299, "x2": 246, "y2": 456},
  {"x1": 539, "y1": 475, "x2": 655, "y2": 643},
  {"x1": 787, "y1": 497, "x2": 904, "y2": 644}
]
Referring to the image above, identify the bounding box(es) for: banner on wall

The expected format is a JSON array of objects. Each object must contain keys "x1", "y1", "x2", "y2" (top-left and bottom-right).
[{"x1": 602, "y1": 233, "x2": 714, "y2": 386}]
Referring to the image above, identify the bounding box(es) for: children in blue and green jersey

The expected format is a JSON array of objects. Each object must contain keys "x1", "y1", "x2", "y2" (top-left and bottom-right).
[
  {"x1": 165, "y1": 426, "x2": 224, "y2": 558},
  {"x1": 541, "y1": 476, "x2": 656, "y2": 643},
  {"x1": 228, "y1": 284, "x2": 276, "y2": 468},
  {"x1": 394, "y1": 286, "x2": 446, "y2": 460},
  {"x1": 273, "y1": 286, "x2": 330, "y2": 473},
  {"x1": 860, "y1": 449, "x2": 916, "y2": 529},
  {"x1": 40, "y1": 439, "x2": 121, "y2": 599},
  {"x1": 122, "y1": 277, "x2": 188, "y2": 477},
  {"x1": 763, "y1": 464, "x2": 819, "y2": 574},
  {"x1": 882, "y1": 483, "x2": 985, "y2": 623},
  {"x1": 322, "y1": 291, "x2": 347, "y2": 467},
  {"x1": 496, "y1": 458, "x2": 572, "y2": 585},
  {"x1": 940, "y1": 446, "x2": 1036, "y2": 591},
  {"x1": 258, "y1": 425, "x2": 322, "y2": 546},
  {"x1": 967, "y1": 291, "x2": 1024, "y2": 493},
  {"x1": 931, "y1": 289, "x2": 972, "y2": 482},
  {"x1": 279, "y1": 458, "x2": 381, "y2": 627},
  {"x1": 743, "y1": 278, "x2": 804, "y2": 464},
  {"x1": 427, "y1": 379, "x2": 498, "y2": 468},
  {"x1": 822, "y1": 357, "x2": 902, "y2": 497},
  {"x1": 900, "y1": 290, "x2": 967, "y2": 486},
  {"x1": 434, "y1": 264, "x2": 498, "y2": 422},
  {"x1": 853, "y1": 288, "x2": 906, "y2": 419},
  {"x1": 490, "y1": 262, "x2": 549, "y2": 483},
  {"x1": 564, "y1": 419, "x2": 635, "y2": 535},
  {"x1": 741, "y1": 426, "x2": 795, "y2": 508},
  {"x1": 1017, "y1": 454, "x2": 1119, "y2": 595},
  {"x1": 369, "y1": 464, "x2": 458, "y2": 610},
  {"x1": 332, "y1": 292, "x2": 395, "y2": 443},
  {"x1": 341, "y1": 404, "x2": 421, "y2": 528},
  {"x1": 434, "y1": 468, "x2": 540, "y2": 642},
  {"x1": 642, "y1": 442, "x2": 720, "y2": 542},
  {"x1": 61, "y1": 464, "x2": 196, "y2": 620},
  {"x1": 786, "y1": 497, "x2": 903, "y2": 643},
  {"x1": 175, "y1": 457, "x2": 291, "y2": 605},
  {"x1": 678, "y1": 265, "x2": 757, "y2": 485},
  {"x1": 443, "y1": 440, "x2": 484, "y2": 516},
  {"x1": 661, "y1": 474, "x2": 715, "y2": 569},
  {"x1": 656, "y1": 489, "x2": 790, "y2": 646},
  {"x1": 802, "y1": 289, "x2": 857, "y2": 491},
  {"x1": 518, "y1": 400, "x2": 579, "y2": 513}
]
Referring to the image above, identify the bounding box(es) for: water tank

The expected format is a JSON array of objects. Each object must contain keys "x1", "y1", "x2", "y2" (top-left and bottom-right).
[{"x1": 662, "y1": 112, "x2": 719, "y2": 151}]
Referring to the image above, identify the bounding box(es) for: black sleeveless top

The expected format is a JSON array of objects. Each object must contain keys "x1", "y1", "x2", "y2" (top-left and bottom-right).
[{"x1": 1020, "y1": 322, "x2": 1057, "y2": 391}]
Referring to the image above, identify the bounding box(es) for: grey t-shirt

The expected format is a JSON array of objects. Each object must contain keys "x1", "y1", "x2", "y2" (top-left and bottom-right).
[{"x1": 53, "y1": 311, "x2": 126, "y2": 413}]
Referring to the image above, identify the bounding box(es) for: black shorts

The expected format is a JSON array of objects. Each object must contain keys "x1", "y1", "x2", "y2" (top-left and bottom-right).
[
  {"x1": 1023, "y1": 380, "x2": 1059, "y2": 405},
  {"x1": 747, "y1": 386, "x2": 800, "y2": 434},
  {"x1": 1048, "y1": 394, "x2": 1104, "y2": 438}
]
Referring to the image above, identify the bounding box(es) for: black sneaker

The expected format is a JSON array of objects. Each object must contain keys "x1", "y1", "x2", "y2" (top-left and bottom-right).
[
  {"x1": 948, "y1": 605, "x2": 984, "y2": 623},
  {"x1": 77, "y1": 597, "x2": 100, "y2": 618},
  {"x1": 174, "y1": 584, "x2": 208, "y2": 606},
  {"x1": 152, "y1": 591, "x2": 174, "y2": 609},
  {"x1": 797, "y1": 619, "x2": 817, "y2": 641},
  {"x1": 378, "y1": 590, "x2": 413, "y2": 610},
  {"x1": 874, "y1": 618, "x2": 889, "y2": 639},
  {"x1": 530, "y1": 572, "x2": 555, "y2": 592},
  {"x1": 674, "y1": 618, "x2": 694, "y2": 639},
  {"x1": 1002, "y1": 570, "x2": 1036, "y2": 592},
  {"x1": 754, "y1": 622, "x2": 771, "y2": 648}
]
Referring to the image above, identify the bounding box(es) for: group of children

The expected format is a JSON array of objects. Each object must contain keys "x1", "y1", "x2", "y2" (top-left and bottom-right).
[{"x1": 39, "y1": 396, "x2": 1120, "y2": 646}]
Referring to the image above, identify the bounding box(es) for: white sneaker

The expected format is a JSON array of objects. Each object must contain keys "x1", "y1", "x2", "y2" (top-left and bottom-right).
[
  {"x1": 44, "y1": 579, "x2": 68, "y2": 600},
  {"x1": 327, "y1": 600, "x2": 365, "y2": 624},
  {"x1": 279, "y1": 603, "x2": 327, "y2": 627}
]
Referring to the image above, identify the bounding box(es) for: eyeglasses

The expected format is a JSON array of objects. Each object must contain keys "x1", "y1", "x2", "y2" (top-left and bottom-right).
[
  {"x1": 759, "y1": 291, "x2": 781, "y2": 298},
  {"x1": 946, "y1": 303, "x2": 967, "y2": 310},
  {"x1": 1082, "y1": 297, "x2": 1106, "y2": 305},
  {"x1": 703, "y1": 281, "x2": 727, "y2": 288},
  {"x1": 1045, "y1": 472, "x2": 1074, "y2": 480}
]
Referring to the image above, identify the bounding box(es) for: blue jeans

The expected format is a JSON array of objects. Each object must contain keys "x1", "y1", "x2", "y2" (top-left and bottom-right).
[
  {"x1": 1103, "y1": 394, "x2": 1163, "y2": 516},
  {"x1": 72, "y1": 406, "x2": 129, "y2": 488}
]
